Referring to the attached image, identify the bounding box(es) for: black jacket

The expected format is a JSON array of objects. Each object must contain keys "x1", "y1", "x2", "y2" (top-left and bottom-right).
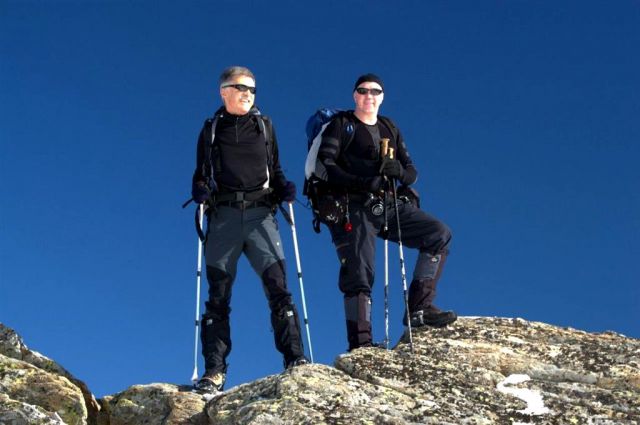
[
  {"x1": 192, "y1": 107, "x2": 288, "y2": 194},
  {"x1": 318, "y1": 112, "x2": 417, "y2": 191}
]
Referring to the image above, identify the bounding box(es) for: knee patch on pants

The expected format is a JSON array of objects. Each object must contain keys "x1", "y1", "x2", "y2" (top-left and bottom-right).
[
  {"x1": 413, "y1": 251, "x2": 442, "y2": 280},
  {"x1": 344, "y1": 294, "x2": 372, "y2": 323},
  {"x1": 261, "y1": 260, "x2": 293, "y2": 311},
  {"x1": 205, "y1": 266, "x2": 233, "y2": 314},
  {"x1": 344, "y1": 293, "x2": 372, "y2": 349}
]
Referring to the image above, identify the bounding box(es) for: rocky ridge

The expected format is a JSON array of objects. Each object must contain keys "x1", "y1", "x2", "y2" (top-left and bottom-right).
[{"x1": 1, "y1": 318, "x2": 638, "y2": 424}]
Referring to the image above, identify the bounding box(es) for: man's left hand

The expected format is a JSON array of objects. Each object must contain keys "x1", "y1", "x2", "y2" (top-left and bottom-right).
[{"x1": 278, "y1": 181, "x2": 296, "y2": 203}]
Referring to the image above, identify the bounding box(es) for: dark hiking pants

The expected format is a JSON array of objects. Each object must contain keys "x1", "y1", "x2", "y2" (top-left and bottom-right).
[
  {"x1": 328, "y1": 198, "x2": 452, "y2": 349},
  {"x1": 200, "y1": 205, "x2": 304, "y2": 373}
]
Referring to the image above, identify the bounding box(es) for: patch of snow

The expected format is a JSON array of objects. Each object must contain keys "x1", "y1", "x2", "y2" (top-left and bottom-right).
[
  {"x1": 496, "y1": 374, "x2": 550, "y2": 416},
  {"x1": 499, "y1": 346, "x2": 516, "y2": 355},
  {"x1": 506, "y1": 336, "x2": 527, "y2": 345}
]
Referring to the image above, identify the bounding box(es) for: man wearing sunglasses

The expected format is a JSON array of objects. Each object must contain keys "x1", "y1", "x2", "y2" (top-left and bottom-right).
[
  {"x1": 317, "y1": 73, "x2": 457, "y2": 352},
  {"x1": 190, "y1": 66, "x2": 307, "y2": 393}
]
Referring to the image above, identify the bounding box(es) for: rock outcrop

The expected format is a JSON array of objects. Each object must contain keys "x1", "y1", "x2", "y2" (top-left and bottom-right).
[
  {"x1": 199, "y1": 317, "x2": 639, "y2": 424},
  {"x1": 2, "y1": 318, "x2": 638, "y2": 424},
  {"x1": 96, "y1": 384, "x2": 207, "y2": 425},
  {"x1": 0, "y1": 324, "x2": 99, "y2": 425}
]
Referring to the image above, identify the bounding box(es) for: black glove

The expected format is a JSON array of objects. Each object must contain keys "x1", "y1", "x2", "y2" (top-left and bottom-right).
[
  {"x1": 379, "y1": 159, "x2": 405, "y2": 180},
  {"x1": 192, "y1": 181, "x2": 213, "y2": 204},
  {"x1": 277, "y1": 180, "x2": 296, "y2": 203}
]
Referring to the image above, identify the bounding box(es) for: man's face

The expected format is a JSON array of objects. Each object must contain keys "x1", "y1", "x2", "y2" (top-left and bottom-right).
[
  {"x1": 353, "y1": 82, "x2": 384, "y2": 116},
  {"x1": 220, "y1": 75, "x2": 256, "y2": 115}
]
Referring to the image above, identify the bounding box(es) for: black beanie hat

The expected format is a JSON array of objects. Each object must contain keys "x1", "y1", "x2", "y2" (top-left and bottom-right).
[{"x1": 353, "y1": 73, "x2": 384, "y2": 92}]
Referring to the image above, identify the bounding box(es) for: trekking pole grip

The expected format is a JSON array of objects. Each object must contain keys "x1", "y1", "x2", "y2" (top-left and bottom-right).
[{"x1": 381, "y1": 138, "x2": 389, "y2": 157}]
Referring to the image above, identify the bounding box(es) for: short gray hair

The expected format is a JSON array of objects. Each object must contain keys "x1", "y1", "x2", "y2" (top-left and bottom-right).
[{"x1": 219, "y1": 66, "x2": 255, "y2": 86}]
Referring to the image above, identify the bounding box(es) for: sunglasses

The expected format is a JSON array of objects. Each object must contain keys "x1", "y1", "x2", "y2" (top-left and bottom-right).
[
  {"x1": 355, "y1": 87, "x2": 383, "y2": 96},
  {"x1": 221, "y1": 84, "x2": 256, "y2": 94}
]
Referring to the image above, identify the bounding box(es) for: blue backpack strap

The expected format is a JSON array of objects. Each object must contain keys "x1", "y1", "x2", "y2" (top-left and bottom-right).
[
  {"x1": 332, "y1": 110, "x2": 356, "y2": 168},
  {"x1": 340, "y1": 111, "x2": 356, "y2": 154}
]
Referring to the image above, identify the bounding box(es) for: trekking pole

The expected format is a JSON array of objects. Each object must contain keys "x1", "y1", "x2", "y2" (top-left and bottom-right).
[
  {"x1": 388, "y1": 149, "x2": 414, "y2": 354},
  {"x1": 383, "y1": 187, "x2": 390, "y2": 349},
  {"x1": 380, "y1": 139, "x2": 390, "y2": 350},
  {"x1": 287, "y1": 202, "x2": 315, "y2": 362},
  {"x1": 191, "y1": 203, "x2": 205, "y2": 382}
]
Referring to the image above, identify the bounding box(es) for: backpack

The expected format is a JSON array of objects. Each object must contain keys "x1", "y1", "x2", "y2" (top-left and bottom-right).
[{"x1": 303, "y1": 109, "x2": 355, "y2": 233}]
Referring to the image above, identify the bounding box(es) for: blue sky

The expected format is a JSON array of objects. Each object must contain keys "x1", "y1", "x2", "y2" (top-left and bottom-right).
[{"x1": 1, "y1": 1, "x2": 638, "y2": 398}]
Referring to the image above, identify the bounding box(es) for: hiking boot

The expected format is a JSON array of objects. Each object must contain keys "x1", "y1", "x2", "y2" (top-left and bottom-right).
[
  {"x1": 285, "y1": 356, "x2": 309, "y2": 370},
  {"x1": 404, "y1": 307, "x2": 457, "y2": 328},
  {"x1": 194, "y1": 371, "x2": 226, "y2": 393}
]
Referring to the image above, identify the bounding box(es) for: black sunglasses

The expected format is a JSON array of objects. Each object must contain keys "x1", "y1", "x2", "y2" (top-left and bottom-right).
[
  {"x1": 355, "y1": 87, "x2": 383, "y2": 96},
  {"x1": 222, "y1": 84, "x2": 256, "y2": 94}
]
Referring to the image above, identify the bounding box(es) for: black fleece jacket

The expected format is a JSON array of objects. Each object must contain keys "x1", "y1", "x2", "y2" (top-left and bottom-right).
[
  {"x1": 192, "y1": 107, "x2": 287, "y2": 193},
  {"x1": 318, "y1": 113, "x2": 417, "y2": 191}
]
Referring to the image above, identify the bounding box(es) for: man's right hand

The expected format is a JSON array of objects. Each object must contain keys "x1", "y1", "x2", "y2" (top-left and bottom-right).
[
  {"x1": 192, "y1": 181, "x2": 212, "y2": 204},
  {"x1": 379, "y1": 159, "x2": 405, "y2": 180}
]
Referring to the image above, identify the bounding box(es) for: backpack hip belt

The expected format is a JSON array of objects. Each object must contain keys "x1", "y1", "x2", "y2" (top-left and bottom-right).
[{"x1": 213, "y1": 188, "x2": 274, "y2": 209}]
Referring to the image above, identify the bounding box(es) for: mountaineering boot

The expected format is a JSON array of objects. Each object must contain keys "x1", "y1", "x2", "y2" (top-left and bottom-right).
[
  {"x1": 404, "y1": 277, "x2": 457, "y2": 328},
  {"x1": 285, "y1": 356, "x2": 310, "y2": 370},
  {"x1": 405, "y1": 251, "x2": 456, "y2": 328},
  {"x1": 405, "y1": 306, "x2": 457, "y2": 328},
  {"x1": 194, "y1": 370, "x2": 226, "y2": 393}
]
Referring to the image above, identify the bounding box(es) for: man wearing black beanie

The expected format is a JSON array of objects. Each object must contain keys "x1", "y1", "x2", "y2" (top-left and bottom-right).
[{"x1": 316, "y1": 73, "x2": 457, "y2": 351}]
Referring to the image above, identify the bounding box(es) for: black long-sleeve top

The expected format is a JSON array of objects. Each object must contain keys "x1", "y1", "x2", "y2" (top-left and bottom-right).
[
  {"x1": 192, "y1": 108, "x2": 287, "y2": 193},
  {"x1": 317, "y1": 113, "x2": 417, "y2": 191}
]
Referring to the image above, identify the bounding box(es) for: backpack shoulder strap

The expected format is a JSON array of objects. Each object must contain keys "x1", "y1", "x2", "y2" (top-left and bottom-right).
[
  {"x1": 254, "y1": 114, "x2": 274, "y2": 168},
  {"x1": 204, "y1": 113, "x2": 222, "y2": 179},
  {"x1": 335, "y1": 111, "x2": 356, "y2": 154},
  {"x1": 377, "y1": 115, "x2": 399, "y2": 142}
]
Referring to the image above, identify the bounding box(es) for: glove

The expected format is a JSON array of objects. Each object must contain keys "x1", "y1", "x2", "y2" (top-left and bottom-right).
[
  {"x1": 278, "y1": 180, "x2": 296, "y2": 203},
  {"x1": 192, "y1": 181, "x2": 212, "y2": 204},
  {"x1": 379, "y1": 159, "x2": 405, "y2": 180}
]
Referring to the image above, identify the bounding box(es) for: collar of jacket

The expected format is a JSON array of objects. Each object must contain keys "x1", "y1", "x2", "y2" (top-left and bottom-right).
[{"x1": 215, "y1": 105, "x2": 263, "y2": 121}]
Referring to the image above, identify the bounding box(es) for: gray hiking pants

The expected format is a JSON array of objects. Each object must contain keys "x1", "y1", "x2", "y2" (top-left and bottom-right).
[
  {"x1": 201, "y1": 205, "x2": 304, "y2": 373},
  {"x1": 205, "y1": 205, "x2": 285, "y2": 279}
]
